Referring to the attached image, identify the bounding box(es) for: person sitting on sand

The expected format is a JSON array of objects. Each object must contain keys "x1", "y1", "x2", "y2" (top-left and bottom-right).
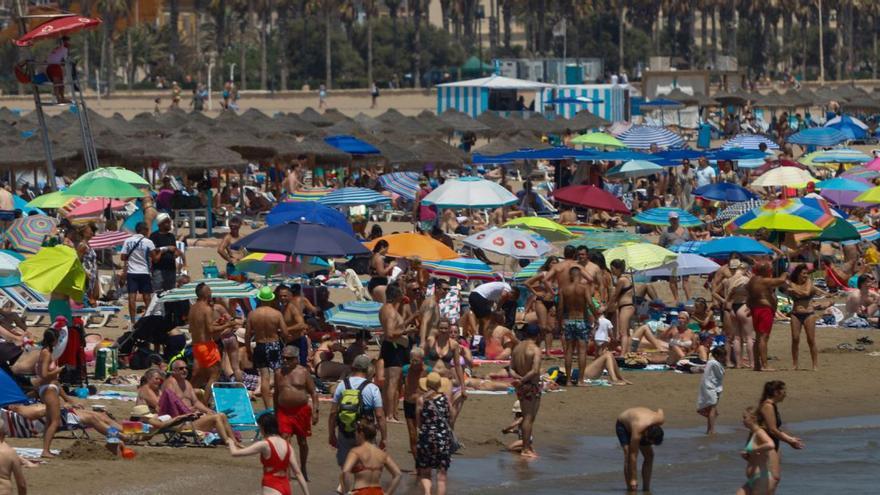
[
  {"x1": 159, "y1": 360, "x2": 241, "y2": 447},
  {"x1": 845, "y1": 274, "x2": 879, "y2": 320},
  {"x1": 483, "y1": 312, "x2": 518, "y2": 360},
  {"x1": 616, "y1": 407, "x2": 664, "y2": 492},
  {"x1": 341, "y1": 420, "x2": 403, "y2": 495},
  {"x1": 581, "y1": 351, "x2": 631, "y2": 385},
  {"x1": 0, "y1": 418, "x2": 27, "y2": 495},
  {"x1": 629, "y1": 312, "x2": 697, "y2": 364},
  {"x1": 228, "y1": 412, "x2": 310, "y2": 495},
  {"x1": 736, "y1": 407, "x2": 775, "y2": 495}
]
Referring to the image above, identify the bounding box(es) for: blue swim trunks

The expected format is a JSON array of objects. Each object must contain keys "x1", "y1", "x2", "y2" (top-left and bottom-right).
[{"x1": 563, "y1": 319, "x2": 591, "y2": 342}]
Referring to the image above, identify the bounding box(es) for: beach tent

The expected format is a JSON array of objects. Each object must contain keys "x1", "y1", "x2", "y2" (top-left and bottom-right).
[
  {"x1": 436, "y1": 75, "x2": 554, "y2": 118},
  {"x1": 0, "y1": 368, "x2": 27, "y2": 407}
]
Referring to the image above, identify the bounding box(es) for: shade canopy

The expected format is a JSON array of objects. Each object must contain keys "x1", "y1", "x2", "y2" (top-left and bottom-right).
[
  {"x1": 421, "y1": 177, "x2": 517, "y2": 209},
  {"x1": 15, "y1": 15, "x2": 102, "y2": 46},
  {"x1": 364, "y1": 233, "x2": 458, "y2": 260},
  {"x1": 551, "y1": 185, "x2": 630, "y2": 214},
  {"x1": 463, "y1": 228, "x2": 552, "y2": 259},
  {"x1": 231, "y1": 222, "x2": 368, "y2": 257},
  {"x1": 603, "y1": 243, "x2": 677, "y2": 271},
  {"x1": 265, "y1": 201, "x2": 354, "y2": 235}
]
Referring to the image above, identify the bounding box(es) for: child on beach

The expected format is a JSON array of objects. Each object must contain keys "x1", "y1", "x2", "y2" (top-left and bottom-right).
[
  {"x1": 501, "y1": 400, "x2": 527, "y2": 453},
  {"x1": 736, "y1": 407, "x2": 774, "y2": 495},
  {"x1": 696, "y1": 346, "x2": 726, "y2": 435},
  {"x1": 594, "y1": 315, "x2": 613, "y2": 354}
]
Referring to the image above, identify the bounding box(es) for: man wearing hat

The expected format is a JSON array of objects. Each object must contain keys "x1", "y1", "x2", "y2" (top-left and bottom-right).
[
  {"x1": 245, "y1": 286, "x2": 286, "y2": 410},
  {"x1": 149, "y1": 212, "x2": 181, "y2": 292}
]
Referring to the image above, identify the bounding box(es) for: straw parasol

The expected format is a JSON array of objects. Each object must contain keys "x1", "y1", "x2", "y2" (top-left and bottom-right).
[
  {"x1": 439, "y1": 109, "x2": 492, "y2": 135},
  {"x1": 476, "y1": 111, "x2": 516, "y2": 136},
  {"x1": 407, "y1": 139, "x2": 470, "y2": 167},
  {"x1": 278, "y1": 137, "x2": 352, "y2": 164},
  {"x1": 566, "y1": 109, "x2": 610, "y2": 130},
  {"x1": 298, "y1": 107, "x2": 333, "y2": 127},
  {"x1": 416, "y1": 110, "x2": 454, "y2": 135}
]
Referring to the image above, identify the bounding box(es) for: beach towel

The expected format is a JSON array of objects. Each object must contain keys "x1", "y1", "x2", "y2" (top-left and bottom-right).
[
  {"x1": 696, "y1": 358, "x2": 724, "y2": 411},
  {"x1": 15, "y1": 448, "x2": 58, "y2": 459},
  {"x1": 158, "y1": 388, "x2": 193, "y2": 417},
  {"x1": 0, "y1": 408, "x2": 81, "y2": 438},
  {"x1": 88, "y1": 390, "x2": 138, "y2": 402}
]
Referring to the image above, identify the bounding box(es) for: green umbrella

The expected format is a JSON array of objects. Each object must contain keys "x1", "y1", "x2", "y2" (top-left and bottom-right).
[
  {"x1": 26, "y1": 191, "x2": 73, "y2": 208},
  {"x1": 811, "y1": 219, "x2": 860, "y2": 242},
  {"x1": 570, "y1": 132, "x2": 626, "y2": 149},
  {"x1": 67, "y1": 174, "x2": 145, "y2": 199},
  {"x1": 570, "y1": 230, "x2": 647, "y2": 250},
  {"x1": 79, "y1": 167, "x2": 150, "y2": 187}
]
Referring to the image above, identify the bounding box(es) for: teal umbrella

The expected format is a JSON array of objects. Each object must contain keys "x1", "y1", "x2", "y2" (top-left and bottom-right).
[
  {"x1": 570, "y1": 230, "x2": 647, "y2": 251},
  {"x1": 325, "y1": 301, "x2": 382, "y2": 329}
]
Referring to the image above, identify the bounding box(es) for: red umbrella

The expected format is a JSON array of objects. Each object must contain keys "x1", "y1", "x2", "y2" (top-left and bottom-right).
[
  {"x1": 14, "y1": 15, "x2": 102, "y2": 47},
  {"x1": 551, "y1": 185, "x2": 631, "y2": 214}
]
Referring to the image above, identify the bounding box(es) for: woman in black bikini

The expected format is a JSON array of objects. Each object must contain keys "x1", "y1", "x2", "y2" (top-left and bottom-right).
[
  {"x1": 786, "y1": 265, "x2": 827, "y2": 371},
  {"x1": 757, "y1": 381, "x2": 805, "y2": 494},
  {"x1": 524, "y1": 256, "x2": 559, "y2": 353},
  {"x1": 369, "y1": 240, "x2": 396, "y2": 302},
  {"x1": 724, "y1": 262, "x2": 754, "y2": 369},
  {"x1": 609, "y1": 259, "x2": 635, "y2": 354},
  {"x1": 422, "y1": 318, "x2": 466, "y2": 424}
]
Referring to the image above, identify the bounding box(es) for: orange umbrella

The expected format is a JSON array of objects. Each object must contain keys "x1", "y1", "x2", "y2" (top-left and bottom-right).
[{"x1": 364, "y1": 233, "x2": 458, "y2": 261}]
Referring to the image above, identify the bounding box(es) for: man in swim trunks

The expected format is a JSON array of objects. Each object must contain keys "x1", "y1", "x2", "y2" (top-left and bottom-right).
[
  {"x1": 616, "y1": 407, "x2": 665, "y2": 492},
  {"x1": 510, "y1": 323, "x2": 543, "y2": 458},
  {"x1": 217, "y1": 216, "x2": 243, "y2": 277},
  {"x1": 403, "y1": 347, "x2": 426, "y2": 464},
  {"x1": 188, "y1": 283, "x2": 238, "y2": 405},
  {"x1": 275, "y1": 345, "x2": 318, "y2": 481},
  {"x1": 747, "y1": 262, "x2": 788, "y2": 372},
  {"x1": 379, "y1": 284, "x2": 409, "y2": 423},
  {"x1": 278, "y1": 285, "x2": 311, "y2": 370},
  {"x1": 246, "y1": 286, "x2": 287, "y2": 409},
  {"x1": 558, "y1": 265, "x2": 598, "y2": 386}
]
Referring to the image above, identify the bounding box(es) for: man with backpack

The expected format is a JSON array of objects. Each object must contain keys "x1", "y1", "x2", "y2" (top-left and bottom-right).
[{"x1": 328, "y1": 354, "x2": 386, "y2": 493}]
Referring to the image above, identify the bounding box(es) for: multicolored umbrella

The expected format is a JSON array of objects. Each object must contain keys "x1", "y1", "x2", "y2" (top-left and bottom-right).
[
  {"x1": 285, "y1": 188, "x2": 333, "y2": 202},
  {"x1": 632, "y1": 207, "x2": 703, "y2": 227},
  {"x1": 325, "y1": 300, "x2": 382, "y2": 329},
  {"x1": 552, "y1": 185, "x2": 630, "y2": 214},
  {"x1": 603, "y1": 242, "x2": 677, "y2": 271},
  {"x1": 842, "y1": 166, "x2": 880, "y2": 181},
  {"x1": 2, "y1": 215, "x2": 58, "y2": 254},
  {"x1": 853, "y1": 186, "x2": 880, "y2": 204},
  {"x1": 422, "y1": 257, "x2": 498, "y2": 281},
  {"x1": 849, "y1": 219, "x2": 880, "y2": 241},
  {"x1": 88, "y1": 230, "x2": 133, "y2": 249},
  {"x1": 513, "y1": 257, "x2": 547, "y2": 281},
  {"x1": 235, "y1": 252, "x2": 329, "y2": 277},
  {"x1": 727, "y1": 198, "x2": 834, "y2": 233},
  {"x1": 378, "y1": 171, "x2": 420, "y2": 201},
  {"x1": 364, "y1": 233, "x2": 458, "y2": 260},
  {"x1": 750, "y1": 167, "x2": 815, "y2": 187},
  {"x1": 421, "y1": 177, "x2": 517, "y2": 209},
  {"x1": 64, "y1": 198, "x2": 129, "y2": 218},
  {"x1": 693, "y1": 182, "x2": 758, "y2": 202},
  {"x1": 502, "y1": 217, "x2": 575, "y2": 242},
  {"x1": 722, "y1": 134, "x2": 780, "y2": 150},
  {"x1": 570, "y1": 132, "x2": 626, "y2": 149},
  {"x1": 714, "y1": 199, "x2": 765, "y2": 224},
  {"x1": 318, "y1": 187, "x2": 391, "y2": 207},
  {"x1": 570, "y1": 230, "x2": 647, "y2": 251},
  {"x1": 463, "y1": 228, "x2": 552, "y2": 259},
  {"x1": 606, "y1": 160, "x2": 664, "y2": 179},
  {"x1": 18, "y1": 245, "x2": 86, "y2": 300}
]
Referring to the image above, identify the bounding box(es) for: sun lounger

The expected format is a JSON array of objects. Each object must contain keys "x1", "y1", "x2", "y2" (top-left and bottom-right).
[
  {"x1": 0, "y1": 407, "x2": 91, "y2": 440},
  {"x1": 0, "y1": 285, "x2": 121, "y2": 328},
  {"x1": 212, "y1": 382, "x2": 259, "y2": 441}
]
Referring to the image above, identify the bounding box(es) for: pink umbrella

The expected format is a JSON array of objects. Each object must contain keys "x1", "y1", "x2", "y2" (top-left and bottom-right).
[
  {"x1": 865, "y1": 157, "x2": 880, "y2": 171},
  {"x1": 65, "y1": 198, "x2": 128, "y2": 218},
  {"x1": 88, "y1": 231, "x2": 133, "y2": 249}
]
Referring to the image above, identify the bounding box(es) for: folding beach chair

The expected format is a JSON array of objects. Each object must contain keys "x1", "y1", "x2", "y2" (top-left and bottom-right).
[{"x1": 212, "y1": 382, "x2": 259, "y2": 441}]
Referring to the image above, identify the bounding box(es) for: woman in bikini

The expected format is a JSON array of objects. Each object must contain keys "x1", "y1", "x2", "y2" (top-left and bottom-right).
[
  {"x1": 662, "y1": 312, "x2": 698, "y2": 365},
  {"x1": 609, "y1": 259, "x2": 635, "y2": 354},
  {"x1": 369, "y1": 240, "x2": 396, "y2": 302},
  {"x1": 36, "y1": 328, "x2": 66, "y2": 458},
  {"x1": 725, "y1": 262, "x2": 754, "y2": 369},
  {"x1": 786, "y1": 264, "x2": 827, "y2": 371},
  {"x1": 341, "y1": 420, "x2": 403, "y2": 495},
  {"x1": 737, "y1": 407, "x2": 775, "y2": 495},
  {"x1": 423, "y1": 318, "x2": 467, "y2": 423},
  {"x1": 757, "y1": 381, "x2": 804, "y2": 494},
  {"x1": 524, "y1": 256, "x2": 559, "y2": 353},
  {"x1": 228, "y1": 412, "x2": 310, "y2": 495}
]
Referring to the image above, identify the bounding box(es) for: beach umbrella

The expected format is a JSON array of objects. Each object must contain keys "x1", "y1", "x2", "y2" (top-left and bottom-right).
[
  {"x1": 64, "y1": 198, "x2": 128, "y2": 218},
  {"x1": 697, "y1": 237, "x2": 773, "y2": 257},
  {"x1": 422, "y1": 257, "x2": 498, "y2": 281},
  {"x1": 819, "y1": 189, "x2": 873, "y2": 208},
  {"x1": 787, "y1": 128, "x2": 848, "y2": 146},
  {"x1": 284, "y1": 188, "x2": 333, "y2": 202},
  {"x1": 750, "y1": 167, "x2": 815, "y2": 187},
  {"x1": 825, "y1": 115, "x2": 868, "y2": 140},
  {"x1": 463, "y1": 228, "x2": 552, "y2": 259},
  {"x1": 617, "y1": 125, "x2": 684, "y2": 149},
  {"x1": 721, "y1": 134, "x2": 780, "y2": 151},
  {"x1": 632, "y1": 207, "x2": 703, "y2": 227},
  {"x1": 159, "y1": 280, "x2": 258, "y2": 302},
  {"x1": 66, "y1": 174, "x2": 144, "y2": 199},
  {"x1": 606, "y1": 160, "x2": 664, "y2": 179},
  {"x1": 570, "y1": 230, "x2": 647, "y2": 251},
  {"x1": 231, "y1": 222, "x2": 369, "y2": 257},
  {"x1": 693, "y1": 183, "x2": 758, "y2": 202},
  {"x1": 637, "y1": 253, "x2": 720, "y2": 277},
  {"x1": 668, "y1": 241, "x2": 707, "y2": 254},
  {"x1": 2, "y1": 215, "x2": 58, "y2": 254},
  {"x1": 727, "y1": 198, "x2": 833, "y2": 233},
  {"x1": 14, "y1": 15, "x2": 102, "y2": 47},
  {"x1": 364, "y1": 233, "x2": 457, "y2": 260},
  {"x1": 809, "y1": 219, "x2": 862, "y2": 242},
  {"x1": 853, "y1": 186, "x2": 880, "y2": 204},
  {"x1": 27, "y1": 191, "x2": 73, "y2": 209},
  {"x1": 848, "y1": 219, "x2": 880, "y2": 241},
  {"x1": 602, "y1": 242, "x2": 676, "y2": 271},
  {"x1": 803, "y1": 148, "x2": 871, "y2": 165},
  {"x1": 325, "y1": 301, "x2": 382, "y2": 329},
  {"x1": 866, "y1": 158, "x2": 880, "y2": 171},
  {"x1": 266, "y1": 201, "x2": 354, "y2": 235},
  {"x1": 815, "y1": 178, "x2": 871, "y2": 191},
  {"x1": 421, "y1": 177, "x2": 517, "y2": 209},
  {"x1": 235, "y1": 252, "x2": 329, "y2": 277},
  {"x1": 78, "y1": 167, "x2": 150, "y2": 188},
  {"x1": 502, "y1": 217, "x2": 575, "y2": 242},
  {"x1": 0, "y1": 250, "x2": 23, "y2": 277},
  {"x1": 842, "y1": 167, "x2": 880, "y2": 181},
  {"x1": 88, "y1": 230, "x2": 133, "y2": 249},
  {"x1": 570, "y1": 132, "x2": 626, "y2": 149},
  {"x1": 551, "y1": 185, "x2": 630, "y2": 214},
  {"x1": 18, "y1": 245, "x2": 86, "y2": 300},
  {"x1": 714, "y1": 199, "x2": 766, "y2": 223},
  {"x1": 318, "y1": 187, "x2": 391, "y2": 207},
  {"x1": 513, "y1": 258, "x2": 546, "y2": 281},
  {"x1": 378, "y1": 171, "x2": 420, "y2": 201}
]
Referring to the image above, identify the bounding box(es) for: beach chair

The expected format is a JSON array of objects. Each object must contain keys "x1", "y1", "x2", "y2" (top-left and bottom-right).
[
  {"x1": 146, "y1": 415, "x2": 205, "y2": 447},
  {"x1": 0, "y1": 285, "x2": 122, "y2": 328},
  {"x1": 211, "y1": 382, "x2": 259, "y2": 441}
]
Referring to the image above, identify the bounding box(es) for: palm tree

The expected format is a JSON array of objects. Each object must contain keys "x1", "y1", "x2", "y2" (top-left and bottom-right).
[
  {"x1": 96, "y1": 0, "x2": 128, "y2": 94},
  {"x1": 322, "y1": 0, "x2": 337, "y2": 89},
  {"x1": 365, "y1": 0, "x2": 376, "y2": 87}
]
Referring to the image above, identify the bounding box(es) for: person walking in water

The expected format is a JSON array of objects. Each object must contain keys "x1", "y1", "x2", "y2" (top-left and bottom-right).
[
  {"x1": 228, "y1": 412, "x2": 310, "y2": 495},
  {"x1": 736, "y1": 407, "x2": 775, "y2": 495}
]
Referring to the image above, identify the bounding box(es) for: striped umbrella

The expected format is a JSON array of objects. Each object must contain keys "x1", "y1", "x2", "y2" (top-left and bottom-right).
[
  {"x1": 842, "y1": 167, "x2": 880, "y2": 182},
  {"x1": 319, "y1": 187, "x2": 391, "y2": 207},
  {"x1": 235, "y1": 252, "x2": 329, "y2": 277},
  {"x1": 787, "y1": 127, "x2": 848, "y2": 146},
  {"x1": 632, "y1": 207, "x2": 703, "y2": 227},
  {"x1": 750, "y1": 167, "x2": 815, "y2": 187},
  {"x1": 714, "y1": 199, "x2": 765, "y2": 224},
  {"x1": 378, "y1": 171, "x2": 420, "y2": 201},
  {"x1": 617, "y1": 125, "x2": 684, "y2": 149},
  {"x1": 88, "y1": 231, "x2": 133, "y2": 249},
  {"x1": 722, "y1": 134, "x2": 780, "y2": 150},
  {"x1": 513, "y1": 257, "x2": 546, "y2": 282},
  {"x1": 849, "y1": 219, "x2": 880, "y2": 241},
  {"x1": 325, "y1": 300, "x2": 382, "y2": 329},
  {"x1": 668, "y1": 241, "x2": 707, "y2": 254},
  {"x1": 285, "y1": 188, "x2": 333, "y2": 202},
  {"x1": 562, "y1": 225, "x2": 601, "y2": 236},
  {"x1": 64, "y1": 198, "x2": 129, "y2": 218},
  {"x1": 726, "y1": 198, "x2": 835, "y2": 233},
  {"x1": 570, "y1": 230, "x2": 647, "y2": 250},
  {"x1": 636, "y1": 253, "x2": 720, "y2": 277},
  {"x1": 2, "y1": 215, "x2": 57, "y2": 254},
  {"x1": 159, "y1": 280, "x2": 257, "y2": 301},
  {"x1": 422, "y1": 257, "x2": 498, "y2": 281}
]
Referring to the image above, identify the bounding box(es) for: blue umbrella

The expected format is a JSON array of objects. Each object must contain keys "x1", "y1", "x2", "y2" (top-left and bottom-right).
[
  {"x1": 324, "y1": 135, "x2": 380, "y2": 154},
  {"x1": 231, "y1": 221, "x2": 368, "y2": 257},
  {"x1": 639, "y1": 98, "x2": 685, "y2": 108},
  {"x1": 787, "y1": 128, "x2": 848, "y2": 146},
  {"x1": 825, "y1": 115, "x2": 868, "y2": 140},
  {"x1": 378, "y1": 171, "x2": 420, "y2": 200},
  {"x1": 722, "y1": 134, "x2": 780, "y2": 150},
  {"x1": 815, "y1": 178, "x2": 870, "y2": 191},
  {"x1": 706, "y1": 148, "x2": 767, "y2": 162},
  {"x1": 668, "y1": 241, "x2": 706, "y2": 254},
  {"x1": 319, "y1": 187, "x2": 391, "y2": 207},
  {"x1": 632, "y1": 207, "x2": 703, "y2": 227},
  {"x1": 325, "y1": 300, "x2": 382, "y2": 329},
  {"x1": 693, "y1": 183, "x2": 758, "y2": 202},
  {"x1": 618, "y1": 125, "x2": 684, "y2": 149},
  {"x1": 12, "y1": 195, "x2": 44, "y2": 215},
  {"x1": 697, "y1": 236, "x2": 773, "y2": 258},
  {"x1": 266, "y1": 201, "x2": 354, "y2": 235}
]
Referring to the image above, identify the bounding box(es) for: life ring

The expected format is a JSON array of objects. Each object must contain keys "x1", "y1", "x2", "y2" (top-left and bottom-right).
[{"x1": 51, "y1": 325, "x2": 69, "y2": 361}]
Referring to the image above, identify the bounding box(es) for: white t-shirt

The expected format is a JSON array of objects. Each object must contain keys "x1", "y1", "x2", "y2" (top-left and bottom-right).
[
  {"x1": 473, "y1": 282, "x2": 512, "y2": 302},
  {"x1": 695, "y1": 166, "x2": 716, "y2": 188},
  {"x1": 122, "y1": 235, "x2": 155, "y2": 275},
  {"x1": 47, "y1": 46, "x2": 68, "y2": 65},
  {"x1": 595, "y1": 316, "x2": 613, "y2": 343}
]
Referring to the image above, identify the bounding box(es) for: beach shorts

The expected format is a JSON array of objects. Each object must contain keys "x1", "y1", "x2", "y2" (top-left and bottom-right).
[
  {"x1": 277, "y1": 403, "x2": 312, "y2": 438},
  {"x1": 380, "y1": 340, "x2": 408, "y2": 368},
  {"x1": 335, "y1": 427, "x2": 357, "y2": 466},
  {"x1": 468, "y1": 291, "x2": 493, "y2": 319},
  {"x1": 47, "y1": 64, "x2": 63, "y2": 82},
  {"x1": 516, "y1": 380, "x2": 541, "y2": 403},
  {"x1": 193, "y1": 341, "x2": 221, "y2": 369},
  {"x1": 615, "y1": 420, "x2": 652, "y2": 447},
  {"x1": 750, "y1": 305, "x2": 774, "y2": 335},
  {"x1": 253, "y1": 340, "x2": 284, "y2": 370},
  {"x1": 563, "y1": 319, "x2": 591, "y2": 342},
  {"x1": 48, "y1": 299, "x2": 73, "y2": 325},
  {"x1": 403, "y1": 400, "x2": 417, "y2": 420},
  {"x1": 126, "y1": 273, "x2": 152, "y2": 294}
]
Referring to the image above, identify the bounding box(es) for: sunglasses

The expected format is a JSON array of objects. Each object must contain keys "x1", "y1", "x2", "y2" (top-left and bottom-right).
[{"x1": 173, "y1": 367, "x2": 187, "y2": 371}]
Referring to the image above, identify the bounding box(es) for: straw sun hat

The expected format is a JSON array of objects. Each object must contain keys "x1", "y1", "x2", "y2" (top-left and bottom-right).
[{"x1": 419, "y1": 372, "x2": 452, "y2": 394}]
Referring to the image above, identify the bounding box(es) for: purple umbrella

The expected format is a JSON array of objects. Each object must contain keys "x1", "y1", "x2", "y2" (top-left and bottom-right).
[
  {"x1": 820, "y1": 189, "x2": 874, "y2": 208},
  {"x1": 231, "y1": 222, "x2": 369, "y2": 257}
]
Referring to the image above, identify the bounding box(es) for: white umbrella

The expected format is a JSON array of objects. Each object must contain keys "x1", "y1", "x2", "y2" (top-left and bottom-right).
[
  {"x1": 636, "y1": 253, "x2": 720, "y2": 277},
  {"x1": 421, "y1": 177, "x2": 517, "y2": 209},
  {"x1": 606, "y1": 160, "x2": 664, "y2": 179},
  {"x1": 0, "y1": 251, "x2": 22, "y2": 277},
  {"x1": 751, "y1": 167, "x2": 815, "y2": 188},
  {"x1": 463, "y1": 228, "x2": 551, "y2": 259}
]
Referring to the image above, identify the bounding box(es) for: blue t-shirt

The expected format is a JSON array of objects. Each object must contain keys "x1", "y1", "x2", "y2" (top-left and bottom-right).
[{"x1": 331, "y1": 376, "x2": 383, "y2": 412}]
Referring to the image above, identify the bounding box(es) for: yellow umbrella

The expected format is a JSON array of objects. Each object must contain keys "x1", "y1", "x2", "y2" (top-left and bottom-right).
[
  {"x1": 854, "y1": 185, "x2": 880, "y2": 204},
  {"x1": 736, "y1": 212, "x2": 823, "y2": 233},
  {"x1": 18, "y1": 245, "x2": 86, "y2": 300},
  {"x1": 503, "y1": 217, "x2": 575, "y2": 241},
  {"x1": 26, "y1": 191, "x2": 74, "y2": 209},
  {"x1": 602, "y1": 242, "x2": 676, "y2": 271},
  {"x1": 570, "y1": 132, "x2": 626, "y2": 149},
  {"x1": 364, "y1": 233, "x2": 458, "y2": 260}
]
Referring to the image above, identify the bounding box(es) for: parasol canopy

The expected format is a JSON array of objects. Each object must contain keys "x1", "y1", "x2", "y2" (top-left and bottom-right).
[
  {"x1": 462, "y1": 228, "x2": 551, "y2": 259},
  {"x1": 364, "y1": 233, "x2": 458, "y2": 260},
  {"x1": 551, "y1": 185, "x2": 630, "y2": 214},
  {"x1": 18, "y1": 245, "x2": 86, "y2": 300},
  {"x1": 421, "y1": 177, "x2": 517, "y2": 209},
  {"x1": 603, "y1": 242, "x2": 677, "y2": 271},
  {"x1": 2, "y1": 215, "x2": 58, "y2": 254},
  {"x1": 421, "y1": 257, "x2": 498, "y2": 281},
  {"x1": 15, "y1": 15, "x2": 102, "y2": 47}
]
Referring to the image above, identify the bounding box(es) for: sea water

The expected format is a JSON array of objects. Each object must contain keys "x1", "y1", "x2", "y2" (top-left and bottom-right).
[{"x1": 448, "y1": 415, "x2": 880, "y2": 494}]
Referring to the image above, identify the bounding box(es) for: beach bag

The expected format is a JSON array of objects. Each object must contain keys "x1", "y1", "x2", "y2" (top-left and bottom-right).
[
  {"x1": 337, "y1": 378, "x2": 370, "y2": 437},
  {"x1": 622, "y1": 352, "x2": 649, "y2": 369}
]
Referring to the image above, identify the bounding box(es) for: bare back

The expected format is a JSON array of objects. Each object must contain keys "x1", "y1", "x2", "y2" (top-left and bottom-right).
[
  {"x1": 560, "y1": 282, "x2": 589, "y2": 320},
  {"x1": 511, "y1": 340, "x2": 541, "y2": 383},
  {"x1": 247, "y1": 306, "x2": 284, "y2": 343},
  {"x1": 187, "y1": 300, "x2": 214, "y2": 344}
]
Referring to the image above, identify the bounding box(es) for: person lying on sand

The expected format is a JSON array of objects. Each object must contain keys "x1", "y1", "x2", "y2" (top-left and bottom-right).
[{"x1": 8, "y1": 403, "x2": 129, "y2": 443}]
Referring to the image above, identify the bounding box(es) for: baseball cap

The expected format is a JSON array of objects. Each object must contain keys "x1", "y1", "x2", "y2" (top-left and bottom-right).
[
  {"x1": 729, "y1": 259, "x2": 741, "y2": 270},
  {"x1": 352, "y1": 354, "x2": 372, "y2": 372},
  {"x1": 668, "y1": 211, "x2": 680, "y2": 219},
  {"x1": 257, "y1": 286, "x2": 275, "y2": 302},
  {"x1": 157, "y1": 212, "x2": 172, "y2": 224}
]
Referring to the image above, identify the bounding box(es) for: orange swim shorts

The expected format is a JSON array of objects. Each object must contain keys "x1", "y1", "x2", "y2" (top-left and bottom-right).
[{"x1": 193, "y1": 341, "x2": 221, "y2": 369}]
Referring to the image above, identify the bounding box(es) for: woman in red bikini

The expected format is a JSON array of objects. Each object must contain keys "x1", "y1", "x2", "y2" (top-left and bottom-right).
[
  {"x1": 228, "y1": 413, "x2": 310, "y2": 495},
  {"x1": 341, "y1": 420, "x2": 403, "y2": 495}
]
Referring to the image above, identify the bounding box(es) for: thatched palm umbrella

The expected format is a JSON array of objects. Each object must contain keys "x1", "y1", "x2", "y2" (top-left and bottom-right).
[
  {"x1": 439, "y1": 109, "x2": 491, "y2": 135},
  {"x1": 407, "y1": 139, "x2": 470, "y2": 168},
  {"x1": 299, "y1": 107, "x2": 334, "y2": 127},
  {"x1": 563, "y1": 109, "x2": 609, "y2": 131},
  {"x1": 416, "y1": 110, "x2": 454, "y2": 135},
  {"x1": 278, "y1": 137, "x2": 352, "y2": 165}
]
